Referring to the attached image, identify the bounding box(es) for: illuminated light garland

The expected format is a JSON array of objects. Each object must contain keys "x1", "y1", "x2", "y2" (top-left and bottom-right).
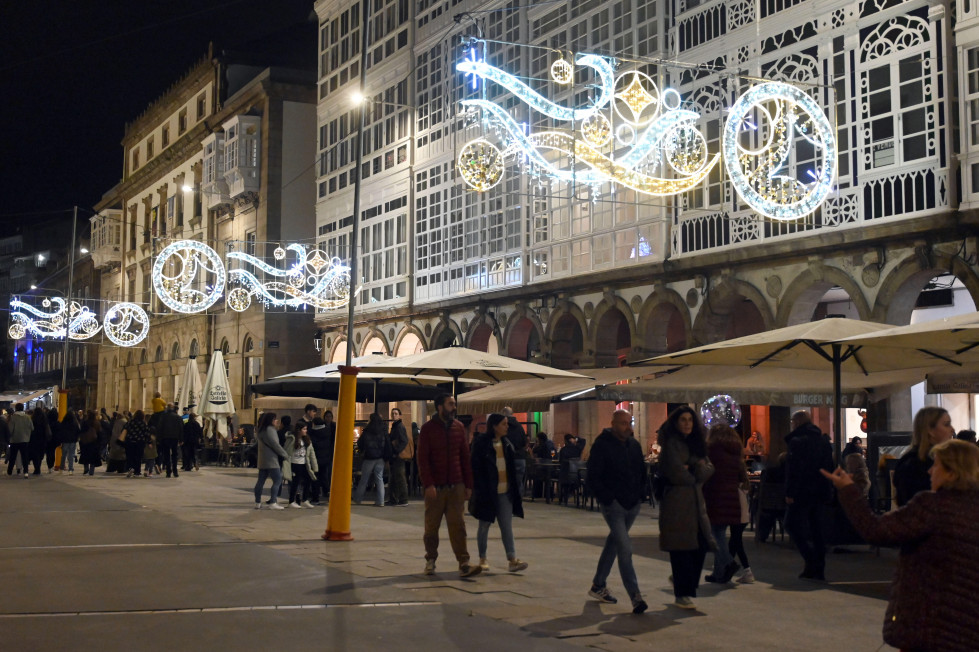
[
  {"x1": 615, "y1": 72, "x2": 660, "y2": 124},
  {"x1": 456, "y1": 53, "x2": 616, "y2": 122},
  {"x1": 8, "y1": 297, "x2": 102, "y2": 341},
  {"x1": 722, "y1": 81, "x2": 837, "y2": 221},
  {"x1": 102, "y1": 302, "x2": 150, "y2": 347},
  {"x1": 226, "y1": 243, "x2": 351, "y2": 311},
  {"x1": 152, "y1": 240, "x2": 226, "y2": 313}
]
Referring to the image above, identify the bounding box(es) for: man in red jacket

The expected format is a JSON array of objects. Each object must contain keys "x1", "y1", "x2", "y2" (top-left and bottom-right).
[{"x1": 418, "y1": 394, "x2": 481, "y2": 578}]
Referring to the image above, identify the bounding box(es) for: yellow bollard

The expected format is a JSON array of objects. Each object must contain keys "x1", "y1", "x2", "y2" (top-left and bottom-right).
[
  {"x1": 323, "y1": 366, "x2": 359, "y2": 541},
  {"x1": 56, "y1": 390, "x2": 69, "y2": 469}
]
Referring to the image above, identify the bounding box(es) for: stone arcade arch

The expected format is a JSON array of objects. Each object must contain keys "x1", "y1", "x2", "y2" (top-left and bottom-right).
[
  {"x1": 430, "y1": 319, "x2": 462, "y2": 350},
  {"x1": 778, "y1": 267, "x2": 872, "y2": 327},
  {"x1": 547, "y1": 305, "x2": 587, "y2": 369},
  {"x1": 329, "y1": 338, "x2": 348, "y2": 364},
  {"x1": 692, "y1": 280, "x2": 772, "y2": 345},
  {"x1": 590, "y1": 301, "x2": 635, "y2": 367},
  {"x1": 637, "y1": 290, "x2": 691, "y2": 357},
  {"x1": 874, "y1": 252, "x2": 979, "y2": 325},
  {"x1": 393, "y1": 327, "x2": 426, "y2": 357},
  {"x1": 504, "y1": 309, "x2": 544, "y2": 361},
  {"x1": 361, "y1": 333, "x2": 388, "y2": 356}
]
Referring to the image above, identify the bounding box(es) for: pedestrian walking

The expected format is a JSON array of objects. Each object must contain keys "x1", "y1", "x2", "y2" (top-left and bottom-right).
[
  {"x1": 119, "y1": 410, "x2": 151, "y2": 478},
  {"x1": 784, "y1": 410, "x2": 834, "y2": 580},
  {"x1": 284, "y1": 422, "x2": 317, "y2": 508},
  {"x1": 418, "y1": 394, "x2": 481, "y2": 578},
  {"x1": 657, "y1": 406, "x2": 715, "y2": 610},
  {"x1": 78, "y1": 411, "x2": 101, "y2": 476},
  {"x1": 59, "y1": 410, "x2": 81, "y2": 475},
  {"x1": 703, "y1": 424, "x2": 745, "y2": 584},
  {"x1": 587, "y1": 409, "x2": 648, "y2": 614},
  {"x1": 353, "y1": 413, "x2": 391, "y2": 507},
  {"x1": 182, "y1": 413, "x2": 203, "y2": 471},
  {"x1": 7, "y1": 404, "x2": 32, "y2": 477},
  {"x1": 156, "y1": 403, "x2": 184, "y2": 478},
  {"x1": 471, "y1": 413, "x2": 527, "y2": 574},
  {"x1": 254, "y1": 412, "x2": 289, "y2": 510},
  {"x1": 387, "y1": 408, "x2": 410, "y2": 506}
]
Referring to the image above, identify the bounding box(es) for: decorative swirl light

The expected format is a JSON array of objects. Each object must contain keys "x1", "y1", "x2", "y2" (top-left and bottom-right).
[
  {"x1": 152, "y1": 240, "x2": 226, "y2": 313},
  {"x1": 9, "y1": 297, "x2": 102, "y2": 341},
  {"x1": 722, "y1": 81, "x2": 837, "y2": 221},
  {"x1": 102, "y1": 302, "x2": 150, "y2": 347},
  {"x1": 226, "y1": 243, "x2": 351, "y2": 311}
]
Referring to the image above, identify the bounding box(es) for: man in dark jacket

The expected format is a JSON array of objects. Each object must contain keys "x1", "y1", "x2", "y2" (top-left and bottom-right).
[
  {"x1": 418, "y1": 394, "x2": 480, "y2": 578},
  {"x1": 157, "y1": 404, "x2": 184, "y2": 478},
  {"x1": 784, "y1": 410, "x2": 835, "y2": 580},
  {"x1": 386, "y1": 408, "x2": 410, "y2": 506},
  {"x1": 502, "y1": 407, "x2": 528, "y2": 497},
  {"x1": 586, "y1": 409, "x2": 648, "y2": 614},
  {"x1": 308, "y1": 415, "x2": 335, "y2": 504}
]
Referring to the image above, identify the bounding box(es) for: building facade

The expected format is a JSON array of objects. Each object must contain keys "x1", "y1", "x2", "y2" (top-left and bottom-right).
[
  {"x1": 309, "y1": 0, "x2": 979, "y2": 446},
  {"x1": 92, "y1": 39, "x2": 320, "y2": 422}
]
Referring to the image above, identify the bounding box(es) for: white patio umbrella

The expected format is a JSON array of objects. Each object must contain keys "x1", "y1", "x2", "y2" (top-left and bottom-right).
[
  {"x1": 354, "y1": 346, "x2": 592, "y2": 398},
  {"x1": 175, "y1": 356, "x2": 203, "y2": 414},
  {"x1": 200, "y1": 349, "x2": 236, "y2": 438}
]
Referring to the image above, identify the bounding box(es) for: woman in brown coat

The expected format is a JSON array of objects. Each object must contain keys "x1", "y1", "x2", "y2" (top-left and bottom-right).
[
  {"x1": 657, "y1": 406, "x2": 715, "y2": 610},
  {"x1": 702, "y1": 425, "x2": 747, "y2": 583},
  {"x1": 823, "y1": 439, "x2": 979, "y2": 652}
]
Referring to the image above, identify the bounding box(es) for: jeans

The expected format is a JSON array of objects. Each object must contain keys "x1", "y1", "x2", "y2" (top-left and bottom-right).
[
  {"x1": 254, "y1": 467, "x2": 283, "y2": 504},
  {"x1": 160, "y1": 439, "x2": 180, "y2": 476},
  {"x1": 353, "y1": 458, "x2": 385, "y2": 505},
  {"x1": 592, "y1": 500, "x2": 641, "y2": 598},
  {"x1": 710, "y1": 523, "x2": 732, "y2": 576},
  {"x1": 423, "y1": 484, "x2": 470, "y2": 564},
  {"x1": 785, "y1": 500, "x2": 826, "y2": 574},
  {"x1": 61, "y1": 442, "x2": 77, "y2": 472},
  {"x1": 477, "y1": 492, "x2": 516, "y2": 560},
  {"x1": 388, "y1": 458, "x2": 408, "y2": 504}
]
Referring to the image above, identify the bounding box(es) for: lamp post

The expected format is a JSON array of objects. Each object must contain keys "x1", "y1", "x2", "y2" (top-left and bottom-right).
[
  {"x1": 58, "y1": 206, "x2": 79, "y2": 421},
  {"x1": 325, "y1": 0, "x2": 372, "y2": 543}
]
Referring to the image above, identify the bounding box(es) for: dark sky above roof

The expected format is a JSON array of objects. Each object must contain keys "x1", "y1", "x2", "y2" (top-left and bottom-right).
[{"x1": 0, "y1": 0, "x2": 314, "y2": 235}]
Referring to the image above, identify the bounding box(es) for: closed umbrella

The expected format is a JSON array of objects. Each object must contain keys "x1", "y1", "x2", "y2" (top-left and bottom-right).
[
  {"x1": 175, "y1": 356, "x2": 203, "y2": 414},
  {"x1": 200, "y1": 349, "x2": 236, "y2": 438}
]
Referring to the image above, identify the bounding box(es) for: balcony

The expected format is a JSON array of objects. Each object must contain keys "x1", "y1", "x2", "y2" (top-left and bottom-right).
[
  {"x1": 201, "y1": 133, "x2": 230, "y2": 210},
  {"x1": 222, "y1": 115, "x2": 261, "y2": 198},
  {"x1": 90, "y1": 210, "x2": 122, "y2": 270}
]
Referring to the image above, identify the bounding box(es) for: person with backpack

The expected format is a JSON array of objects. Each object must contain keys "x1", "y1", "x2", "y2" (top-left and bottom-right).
[{"x1": 353, "y1": 412, "x2": 392, "y2": 506}]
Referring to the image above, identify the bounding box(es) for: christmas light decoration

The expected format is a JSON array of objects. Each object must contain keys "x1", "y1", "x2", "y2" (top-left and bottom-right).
[
  {"x1": 152, "y1": 240, "x2": 226, "y2": 313},
  {"x1": 722, "y1": 81, "x2": 836, "y2": 221},
  {"x1": 456, "y1": 45, "x2": 835, "y2": 220},
  {"x1": 226, "y1": 243, "x2": 351, "y2": 311},
  {"x1": 8, "y1": 297, "x2": 102, "y2": 341},
  {"x1": 102, "y1": 302, "x2": 150, "y2": 347}
]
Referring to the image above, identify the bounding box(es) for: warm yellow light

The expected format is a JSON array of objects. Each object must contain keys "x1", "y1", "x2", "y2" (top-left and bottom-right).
[{"x1": 350, "y1": 91, "x2": 365, "y2": 105}]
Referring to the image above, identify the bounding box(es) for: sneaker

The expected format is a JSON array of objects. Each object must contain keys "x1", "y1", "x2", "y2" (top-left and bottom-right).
[
  {"x1": 674, "y1": 596, "x2": 697, "y2": 610},
  {"x1": 173, "y1": 471, "x2": 179, "y2": 478},
  {"x1": 268, "y1": 502, "x2": 285, "y2": 510},
  {"x1": 126, "y1": 470, "x2": 134, "y2": 478},
  {"x1": 737, "y1": 568, "x2": 755, "y2": 584},
  {"x1": 588, "y1": 586, "x2": 617, "y2": 604},
  {"x1": 254, "y1": 503, "x2": 263, "y2": 510},
  {"x1": 631, "y1": 593, "x2": 648, "y2": 614},
  {"x1": 301, "y1": 501, "x2": 314, "y2": 509},
  {"x1": 459, "y1": 563, "x2": 482, "y2": 578},
  {"x1": 289, "y1": 502, "x2": 302, "y2": 509},
  {"x1": 68, "y1": 471, "x2": 73, "y2": 476},
  {"x1": 396, "y1": 501, "x2": 409, "y2": 506},
  {"x1": 507, "y1": 559, "x2": 528, "y2": 573},
  {"x1": 478, "y1": 558, "x2": 490, "y2": 572},
  {"x1": 424, "y1": 559, "x2": 436, "y2": 575}
]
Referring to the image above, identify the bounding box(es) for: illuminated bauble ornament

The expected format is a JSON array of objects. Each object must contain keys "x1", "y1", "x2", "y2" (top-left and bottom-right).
[
  {"x1": 458, "y1": 139, "x2": 505, "y2": 191},
  {"x1": 273, "y1": 247, "x2": 286, "y2": 260},
  {"x1": 102, "y1": 302, "x2": 150, "y2": 347},
  {"x1": 665, "y1": 124, "x2": 708, "y2": 175},
  {"x1": 581, "y1": 113, "x2": 612, "y2": 147},
  {"x1": 227, "y1": 288, "x2": 252, "y2": 312},
  {"x1": 8, "y1": 323, "x2": 25, "y2": 339},
  {"x1": 550, "y1": 58, "x2": 573, "y2": 84},
  {"x1": 42, "y1": 299, "x2": 51, "y2": 308},
  {"x1": 700, "y1": 394, "x2": 742, "y2": 428},
  {"x1": 613, "y1": 71, "x2": 660, "y2": 126},
  {"x1": 615, "y1": 124, "x2": 636, "y2": 146},
  {"x1": 152, "y1": 240, "x2": 226, "y2": 313},
  {"x1": 722, "y1": 81, "x2": 836, "y2": 221}
]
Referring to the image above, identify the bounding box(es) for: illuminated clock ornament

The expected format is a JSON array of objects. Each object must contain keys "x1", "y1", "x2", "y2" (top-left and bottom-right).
[
  {"x1": 152, "y1": 240, "x2": 227, "y2": 313},
  {"x1": 722, "y1": 81, "x2": 837, "y2": 221},
  {"x1": 102, "y1": 302, "x2": 150, "y2": 347}
]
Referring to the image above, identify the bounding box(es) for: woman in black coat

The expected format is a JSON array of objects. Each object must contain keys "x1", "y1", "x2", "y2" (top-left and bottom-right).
[
  {"x1": 78, "y1": 411, "x2": 102, "y2": 476},
  {"x1": 471, "y1": 413, "x2": 527, "y2": 573},
  {"x1": 29, "y1": 408, "x2": 51, "y2": 475}
]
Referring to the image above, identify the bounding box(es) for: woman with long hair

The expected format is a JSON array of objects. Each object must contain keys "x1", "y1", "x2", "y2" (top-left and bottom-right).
[
  {"x1": 702, "y1": 424, "x2": 747, "y2": 584},
  {"x1": 59, "y1": 409, "x2": 82, "y2": 475},
  {"x1": 78, "y1": 411, "x2": 101, "y2": 476},
  {"x1": 120, "y1": 410, "x2": 151, "y2": 478},
  {"x1": 893, "y1": 406, "x2": 955, "y2": 506},
  {"x1": 353, "y1": 412, "x2": 390, "y2": 506},
  {"x1": 471, "y1": 413, "x2": 528, "y2": 573},
  {"x1": 657, "y1": 406, "x2": 715, "y2": 610},
  {"x1": 254, "y1": 412, "x2": 289, "y2": 509},
  {"x1": 824, "y1": 439, "x2": 979, "y2": 651}
]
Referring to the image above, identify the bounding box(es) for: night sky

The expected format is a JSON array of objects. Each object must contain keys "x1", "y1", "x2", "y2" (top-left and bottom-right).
[{"x1": 0, "y1": 0, "x2": 314, "y2": 235}]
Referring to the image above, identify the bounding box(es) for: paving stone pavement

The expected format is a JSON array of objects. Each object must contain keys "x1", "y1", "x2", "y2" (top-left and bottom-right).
[{"x1": 0, "y1": 466, "x2": 898, "y2": 651}]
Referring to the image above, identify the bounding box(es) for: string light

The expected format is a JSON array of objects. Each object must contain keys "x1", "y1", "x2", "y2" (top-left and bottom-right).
[
  {"x1": 226, "y1": 243, "x2": 351, "y2": 311},
  {"x1": 152, "y1": 240, "x2": 226, "y2": 313},
  {"x1": 8, "y1": 297, "x2": 102, "y2": 341}
]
